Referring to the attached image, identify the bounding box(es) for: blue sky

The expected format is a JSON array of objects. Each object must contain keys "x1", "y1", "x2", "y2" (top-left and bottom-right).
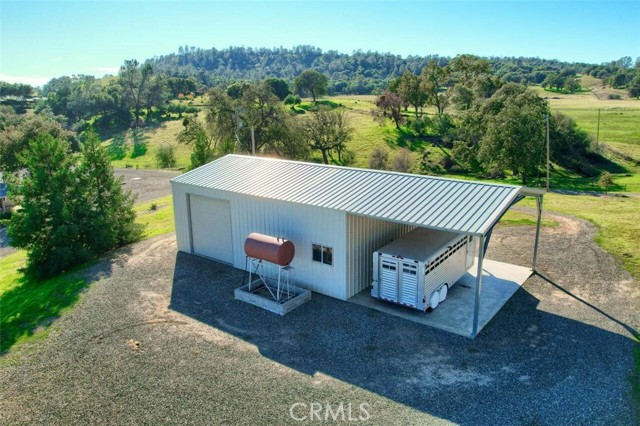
[{"x1": 1, "y1": 0, "x2": 639, "y2": 86}]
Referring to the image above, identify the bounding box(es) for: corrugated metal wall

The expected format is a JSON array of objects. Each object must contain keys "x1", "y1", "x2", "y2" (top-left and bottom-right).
[
  {"x1": 172, "y1": 181, "x2": 349, "y2": 300},
  {"x1": 345, "y1": 214, "x2": 413, "y2": 299}
]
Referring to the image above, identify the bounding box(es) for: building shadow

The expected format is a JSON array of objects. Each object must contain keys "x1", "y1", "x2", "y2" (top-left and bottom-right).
[
  {"x1": 169, "y1": 252, "x2": 638, "y2": 425},
  {"x1": 0, "y1": 244, "x2": 133, "y2": 354}
]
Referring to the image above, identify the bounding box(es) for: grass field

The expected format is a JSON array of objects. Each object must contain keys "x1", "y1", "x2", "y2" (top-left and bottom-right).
[
  {"x1": 0, "y1": 195, "x2": 177, "y2": 354},
  {"x1": 105, "y1": 119, "x2": 192, "y2": 170}
]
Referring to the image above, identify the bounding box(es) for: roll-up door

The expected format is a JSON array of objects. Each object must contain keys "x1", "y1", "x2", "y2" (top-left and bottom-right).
[{"x1": 189, "y1": 195, "x2": 233, "y2": 264}]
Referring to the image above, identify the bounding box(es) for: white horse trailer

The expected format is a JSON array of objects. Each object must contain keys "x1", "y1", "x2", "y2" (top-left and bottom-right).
[{"x1": 371, "y1": 227, "x2": 475, "y2": 311}]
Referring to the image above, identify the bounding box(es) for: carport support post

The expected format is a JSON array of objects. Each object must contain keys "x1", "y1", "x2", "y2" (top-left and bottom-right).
[
  {"x1": 532, "y1": 195, "x2": 543, "y2": 272},
  {"x1": 472, "y1": 235, "x2": 485, "y2": 338}
]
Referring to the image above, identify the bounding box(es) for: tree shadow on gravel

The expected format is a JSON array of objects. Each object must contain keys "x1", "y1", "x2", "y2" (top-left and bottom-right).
[
  {"x1": 169, "y1": 252, "x2": 638, "y2": 425},
  {"x1": 0, "y1": 245, "x2": 133, "y2": 354}
]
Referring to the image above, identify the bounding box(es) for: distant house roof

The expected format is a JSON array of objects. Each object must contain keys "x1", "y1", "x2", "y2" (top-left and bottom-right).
[
  {"x1": 0, "y1": 183, "x2": 7, "y2": 198},
  {"x1": 172, "y1": 155, "x2": 526, "y2": 236}
]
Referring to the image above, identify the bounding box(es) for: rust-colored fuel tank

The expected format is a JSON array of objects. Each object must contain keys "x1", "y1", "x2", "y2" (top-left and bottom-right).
[{"x1": 244, "y1": 233, "x2": 295, "y2": 266}]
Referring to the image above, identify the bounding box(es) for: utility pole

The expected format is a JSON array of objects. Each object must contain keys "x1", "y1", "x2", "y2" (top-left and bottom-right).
[
  {"x1": 251, "y1": 126, "x2": 256, "y2": 155},
  {"x1": 596, "y1": 108, "x2": 601, "y2": 149},
  {"x1": 546, "y1": 113, "x2": 550, "y2": 192}
]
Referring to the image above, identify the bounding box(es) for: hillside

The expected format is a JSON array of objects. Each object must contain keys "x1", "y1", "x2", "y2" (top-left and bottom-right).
[
  {"x1": 147, "y1": 45, "x2": 603, "y2": 94},
  {"x1": 105, "y1": 80, "x2": 639, "y2": 192}
]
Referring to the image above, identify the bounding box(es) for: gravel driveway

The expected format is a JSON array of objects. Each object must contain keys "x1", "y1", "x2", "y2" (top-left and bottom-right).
[
  {"x1": 115, "y1": 168, "x2": 180, "y2": 203},
  {"x1": 1, "y1": 212, "x2": 638, "y2": 425}
]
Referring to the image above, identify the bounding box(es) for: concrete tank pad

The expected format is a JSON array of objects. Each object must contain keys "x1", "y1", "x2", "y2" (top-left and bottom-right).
[
  {"x1": 348, "y1": 259, "x2": 532, "y2": 338},
  {"x1": 235, "y1": 281, "x2": 312, "y2": 315}
]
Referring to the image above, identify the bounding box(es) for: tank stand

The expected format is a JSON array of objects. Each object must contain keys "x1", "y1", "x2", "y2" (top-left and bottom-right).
[
  {"x1": 235, "y1": 257, "x2": 311, "y2": 315},
  {"x1": 246, "y1": 257, "x2": 296, "y2": 302}
]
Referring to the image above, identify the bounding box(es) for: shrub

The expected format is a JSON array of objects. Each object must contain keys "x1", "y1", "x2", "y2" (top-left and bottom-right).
[
  {"x1": 369, "y1": 146, "x2": 389, "y2": 170},
  {"x1": 392, "y1": 148, "x2": 413, "y2": 173},
  {"x1": 131, "y1": 142, "x2": 147, "y2": 158},
  {"x1": 340, "y1": 149, "x2": 356, "y2": 166},
  {"x1": 284, "y1": 94, "x2": 302, "y2": 109},
  {"x1": 608, "y1": 94, "x2": 622, "y2": 100},
  {"x1": 598, "y1": 171, "x2": 614, "y2": 192},
  {"x1": 155, "y1": 144, "x2": 177, "y2": 168},
  {"x1": 439, "y1": 155, "x2": 455, "y2": 170}
]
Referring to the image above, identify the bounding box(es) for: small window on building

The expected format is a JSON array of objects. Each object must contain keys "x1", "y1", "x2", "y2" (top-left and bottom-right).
[
  {"x1": 312, "y1": 244, "x2": 323, "y2": 263},
  {"x1": 322, "y1": 246, "x2": 333, "y2": 266},
  {"x1": 312, "y1": 243, "x2": 333, "y2": 266}
]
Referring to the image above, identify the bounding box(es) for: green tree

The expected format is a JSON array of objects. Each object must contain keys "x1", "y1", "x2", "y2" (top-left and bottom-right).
[
  {"x1": 397, "y1": 71, "x2": 426, "y2": 117},
  {"x1": 611, "y1": 72, "x2": 627, "y2": 89},
  {"x1": 264, "y1": 77, "x2": 290, "y2": 100},
  {"x1": 284, "y1": 94, "x2": 301, "y2": 109},
  {"x1": 119, "y1": 59, "x2": 154, "y2": 127},
  {"x1": 420, "y1": 60, "x2": 450, "y2": 118},
  {"x1": 204, "y1": 83, "x2": 304, "y2": 158},
  {"x1": 294, "y1": 70, "x2": 328, "y2": 102},
  {"x1": 0, "y1": 81, "x2": 33, "y2": 98},
  {"x1": 478, "y1": 89, "x2": 547, "y2": 185},
  {"x1": 549, "y1": 112, "x2": 591, "y2": 167},
  {"x1": 0, "y1": 111, "x2": 75, "y2": 172},
  {"x1": 627, "y1": 75, "x2": 640, "y2": 98},
  {"x1": 8, "y1": 135, "x2": 89, "y2": 278},
  {"x1": 448, "y1": 54, "x2": 491, "y2": 86},
  {"x1": 542, "y1": 73, "x2": 565, "y2": 91},
  {"x1": 304, "y1": 107, "x2": 353, "y2": 164},
  {"x1": 563, "y1": 76, "x2": 581, "y2": 93},
  {"x1": 143, "y1": 74, "x2": 170, "y2": 117},
  {"x1": 75, "y1": 129, "x2": 141, "y2": 254},
  {"x1": 178, "y1": 118, "x2": 216, "y2": 169}
]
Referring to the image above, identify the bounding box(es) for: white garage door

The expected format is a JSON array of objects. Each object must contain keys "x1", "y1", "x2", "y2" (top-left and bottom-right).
[{"x1": 189, "y1": 195, "x2": 233, "y2": 264}]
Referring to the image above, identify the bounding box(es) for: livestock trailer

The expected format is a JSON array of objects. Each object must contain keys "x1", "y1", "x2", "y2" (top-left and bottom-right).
[{"x1": 371, "y1": 227, "x2": 475, "y2": 311}]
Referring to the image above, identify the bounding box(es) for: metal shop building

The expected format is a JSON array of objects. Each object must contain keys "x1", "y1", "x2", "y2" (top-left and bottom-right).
[{"x1": 171, "y1": 154, "x2": 543, "y2": 337}]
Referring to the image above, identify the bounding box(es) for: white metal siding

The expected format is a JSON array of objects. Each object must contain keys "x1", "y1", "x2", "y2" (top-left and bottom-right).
[
  {"x1": 346, "y1": 214, "x2": 413, "y2": 299},
  {"x1": 172, "y1": 181, "x2": 348, "y2": 300},
  {"x1": 189, "y1": 196, "x2": 233, "y2": 263}
]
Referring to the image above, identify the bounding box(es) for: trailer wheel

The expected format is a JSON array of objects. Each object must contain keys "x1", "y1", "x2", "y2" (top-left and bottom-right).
[
  {"x1": 429, "y1": 290, "x2": 440, "y2": 310},
  {"x1": 439, "y1": 284, "x2": 448, "y2": 302}
]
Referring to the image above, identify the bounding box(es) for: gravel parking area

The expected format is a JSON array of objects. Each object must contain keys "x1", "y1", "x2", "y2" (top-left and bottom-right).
[
  {"x1": 1, "y1": 212, "x2": 638, "y2": 425},
  {"x1": 115, "y1": 168, "x2": 180, "y2": 203}
]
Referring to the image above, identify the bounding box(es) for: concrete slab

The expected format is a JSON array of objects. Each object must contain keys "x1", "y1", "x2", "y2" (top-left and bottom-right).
[
  {"x1": 348, "y1": 259, "x2": 532, "y2": 338},
  {"x1": 235, "y1": 282, "x2": 311, "y2": 315}
]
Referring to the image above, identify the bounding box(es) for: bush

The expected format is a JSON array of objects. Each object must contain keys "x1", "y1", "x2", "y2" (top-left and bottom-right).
[
  {"x1": 369, "y1": 146, "x2": 389, "y2": 170},
  {"x1": 131, "y1": 142, "x2": 147, "y2": 158},
  {"x1": 598, "y1": 171, "x2": 614, "y2": 192},
  {"x1": 439, "y1": 155, "x2": 455, "y2": 170},
  {"x1": 284, "y1": 94, "x2": 301, "y2": 109},
  {"x1": 392, "y1": 148, "x2": 413, "y2": 173},
  {"x1": 608, "y1": 93, "x2": 622, "y2": 100},
  {"x1": 340, "y1": 149, "x2": 356, "y2": 166},
  {"x1": 155, "y1": 144, "x2": 177, "y2": 168}
]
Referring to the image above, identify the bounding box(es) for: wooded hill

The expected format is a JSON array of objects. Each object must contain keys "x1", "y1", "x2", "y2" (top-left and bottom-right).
[{"x1": 146, "y1": 45, "x2": 637, "y2": 95}]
